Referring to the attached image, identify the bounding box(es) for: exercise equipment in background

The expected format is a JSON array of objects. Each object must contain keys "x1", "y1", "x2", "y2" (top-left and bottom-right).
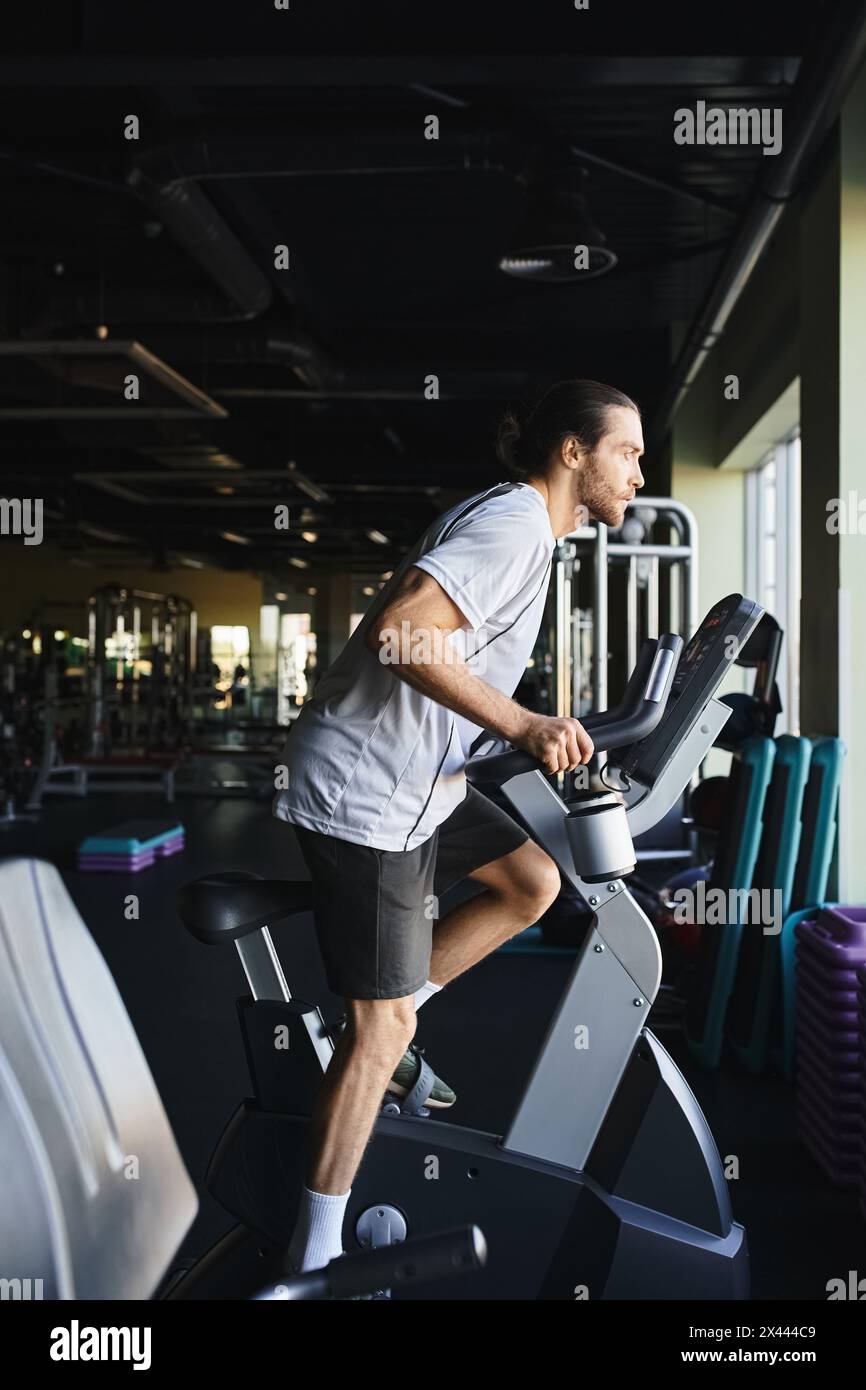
[
  {"x1": 77, "y1": 819, "x2": 186, "y2": 873},
  {"x1": 85, "y1": 584, "x2": 196, "y2": 759},
  {"x1": 685, "y1": 735, "x2": 845, "y2": 1076},
  {"x1": 0, "y1": 627, "x2": 85, "y2": 824},
  {"x1": 715, "y1": 612, "x2": 783, "y2": 752},
  {"x1": 0, "y1": 631, "x2": 45, "y2": 826},
  {"x1": 0, "y1": 857, "x2": 196, "y2": 1299},
  {"x1": 774, "y1": 737, "x2": 846, "y2": 1078},
  {"x1": 725, "y1": 734, "x2": 812, "y2": 1073},
  {"x1": 4, "y1": 587, "x2": 197, "y2": 808},
  {"x1": 0, "y1": 857, "x2": 484, "y2": 1301},
  {"x1": 682, "y1": 737, "x2": 776, "y2": 1068}
]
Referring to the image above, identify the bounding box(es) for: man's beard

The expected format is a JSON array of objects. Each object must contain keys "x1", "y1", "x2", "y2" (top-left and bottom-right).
[{"x1": 577, "y1": 450, "x2": 626, "y2": 528}]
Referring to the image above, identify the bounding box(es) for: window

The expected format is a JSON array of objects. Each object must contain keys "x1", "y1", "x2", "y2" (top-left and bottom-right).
[
  {"x1": 277, "y1": 613, "x2": 314, "y2": 724},
  {"x1": 745, "y1": 432, "x2": 801, "y2": 733},
  {"x1": 210, "y1": 625, "x2": 251, "y2": 682}
]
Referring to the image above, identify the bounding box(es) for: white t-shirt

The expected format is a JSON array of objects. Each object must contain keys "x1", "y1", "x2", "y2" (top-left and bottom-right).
[{"x1": 272, "y1": 481, "x2": 555, "y2": 850}]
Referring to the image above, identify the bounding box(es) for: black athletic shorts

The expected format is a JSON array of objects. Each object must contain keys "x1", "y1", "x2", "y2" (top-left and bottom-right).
[{"x1": 293, "y1": 784, "x2": 529, "y2": 1000}]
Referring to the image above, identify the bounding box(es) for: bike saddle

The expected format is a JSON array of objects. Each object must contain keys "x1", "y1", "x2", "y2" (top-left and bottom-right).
[{"x1": 177, "y1": 871, "x2": 314, "y2": 945}]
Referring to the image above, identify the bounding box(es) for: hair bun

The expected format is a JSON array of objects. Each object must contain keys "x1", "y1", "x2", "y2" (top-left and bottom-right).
[
  {"x1": 495, "y1": 379, "x2": 639, "y2": 484},
  {"x1": 495, "y1": 407, "x2": 524, "y2": 476}
]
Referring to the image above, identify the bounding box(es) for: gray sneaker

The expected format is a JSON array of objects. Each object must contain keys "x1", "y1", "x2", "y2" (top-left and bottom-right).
[{"x1": 387, "y1": 1043, "x2": 456, "y2": 1110}]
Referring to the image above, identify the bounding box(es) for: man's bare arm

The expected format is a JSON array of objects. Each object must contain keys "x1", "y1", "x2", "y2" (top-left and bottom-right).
[{"x1": 365, "y1": 567, "x2": 593, "y2": 774}]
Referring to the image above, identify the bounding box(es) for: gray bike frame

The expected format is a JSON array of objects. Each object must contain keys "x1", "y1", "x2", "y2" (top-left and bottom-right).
[
  {"x1": 232, "y1": 697, "x2": 731, "y2": 1176},
  {"x1": 499, "y1": 697, "x2": 730, "y2": 1169}
]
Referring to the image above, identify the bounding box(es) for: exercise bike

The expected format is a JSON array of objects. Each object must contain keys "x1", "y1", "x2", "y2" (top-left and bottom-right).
[
  {"x1": 0, "y1": 853, "x2": 487, "y2": 1301},
  {"x1": 177, "y1": 593, "x2": 763, "y2": 1300}
]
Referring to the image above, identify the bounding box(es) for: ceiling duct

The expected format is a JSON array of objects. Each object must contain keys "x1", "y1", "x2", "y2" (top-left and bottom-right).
[
  {"x1": 650, "y1": 0, "x2": 866, "y2": 442},
  {"x1": 126, "y1": 159, "x2": 273, "y2": 320},
  {"x1": 140, "y1": 327, "x2": 339, "y2": 389}
]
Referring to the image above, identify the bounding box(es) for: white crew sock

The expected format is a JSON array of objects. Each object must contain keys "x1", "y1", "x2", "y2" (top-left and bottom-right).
[
  {"x1": 414, "y1": 979, "x2": 443, "y2": 1011},
  {"x1": 288, "y1": 1186, "x2": 351, "y2": 1273}
]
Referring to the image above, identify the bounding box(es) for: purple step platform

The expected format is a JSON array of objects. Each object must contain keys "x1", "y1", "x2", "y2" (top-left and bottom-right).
[{"x1": 78, "y1": 817, "x2": 186, "y2": 872}]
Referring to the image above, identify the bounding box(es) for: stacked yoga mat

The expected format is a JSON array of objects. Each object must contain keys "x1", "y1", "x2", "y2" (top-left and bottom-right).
[
  {"x1": 685, "y1": 735, "x2": 845, "y2": 1076},
  {"x1": 793, "y1": 907, "x2": 866, "y2": 1203},
  {"x1": 860, "y1": 965, "x2": 866, "y2": 1222},
  {"x1": 78, "y1": 820, "x2": 185, "y2": 873}
]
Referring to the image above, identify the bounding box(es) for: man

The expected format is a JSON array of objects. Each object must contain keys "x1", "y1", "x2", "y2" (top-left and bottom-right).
[{"x1": 273, "y1": 378, "x2": 645, "y2": 1273}]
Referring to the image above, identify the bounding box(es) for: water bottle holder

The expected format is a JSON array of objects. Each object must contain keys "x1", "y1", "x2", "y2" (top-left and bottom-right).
[{"x1": 564, "y1": 795, "x2": 636, "y2": 882}]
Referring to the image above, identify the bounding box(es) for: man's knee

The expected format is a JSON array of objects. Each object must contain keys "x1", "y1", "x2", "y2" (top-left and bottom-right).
[
  {"x1": 345, "y1": 996, "x2": 416, "y2": 1069},
  {"x1": 511, "y1": 847, "x2": 561, "y2": 923}
]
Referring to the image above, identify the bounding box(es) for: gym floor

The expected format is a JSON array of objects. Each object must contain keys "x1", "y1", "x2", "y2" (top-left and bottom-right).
[{"x1": 5, "y1": 782, "x2": 862, "y2": 1302}]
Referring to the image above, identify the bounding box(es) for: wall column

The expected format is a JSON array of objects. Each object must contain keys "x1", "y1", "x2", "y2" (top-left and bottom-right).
[
  {"x1": 838, "y1": 65, "x2": 866, "y2": 901},
  {"x1": 312, "y1": 572, "x2": 353, "y2": 674},
  {"x1": 800, "y1": 61, "x2": 866, "y2": 900}
]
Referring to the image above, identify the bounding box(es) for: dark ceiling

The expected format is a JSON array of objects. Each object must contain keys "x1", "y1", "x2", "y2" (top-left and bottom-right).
[{"x1": 0, "y1": 1, "x2": 846, "y2": 579}]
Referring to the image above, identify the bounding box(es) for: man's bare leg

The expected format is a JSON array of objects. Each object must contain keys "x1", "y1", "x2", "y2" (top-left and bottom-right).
[
  {"x1": 287, "y1": 995, "x2": 415, "y2": 1272},
  {"x1": 289, "y1": 840, "x2": 559, "y2": 1270},
  {"x1": 306, "y1": 996, "x2": 417, "y2": 1194},
  {"x1": 428, "y1": 838, "x2": 561, "y2": 985},
  {"x1": 304, "y1": 840, "x2": 559, "y2": 1192}
]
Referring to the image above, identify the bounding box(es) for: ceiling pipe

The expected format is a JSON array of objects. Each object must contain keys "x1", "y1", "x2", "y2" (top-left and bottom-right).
[
  {"x1": 111, "y1": 119, "x2": 534, "y2": 376},
  {"x1": 126, "y1": 161, "x2": 273, "y2": 320},
  {"x1": 125, "y1": 118, "x2": 530, "y2": 187},
  {"x1": 133, "y1": 327, "x2": 341, "y2": 386},
  {"x1": 650, "y1": 0, "x2": 866, "y2": 447}
]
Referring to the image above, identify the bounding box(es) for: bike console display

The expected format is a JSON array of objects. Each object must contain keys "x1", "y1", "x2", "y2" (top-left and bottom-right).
[
  {"x1": 610, "y1": 593, "x2": 764, "y2": 787},
  {"x1": 465, "y1": 593, "x2": 764, "y2": 791}
]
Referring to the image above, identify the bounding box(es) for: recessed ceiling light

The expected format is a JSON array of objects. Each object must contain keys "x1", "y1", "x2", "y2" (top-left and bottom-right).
[
  {"x1": 498, "y1": 255, "x2": 555, "y2": 275},
  {"x1": 367, "y1": 529, "x2": 389, "y2": 546},
  {"x1": 221, "y1": 531, "x2": 252, "y2": 546}
]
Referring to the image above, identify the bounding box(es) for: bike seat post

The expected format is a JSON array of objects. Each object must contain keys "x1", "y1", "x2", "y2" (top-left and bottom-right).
[
  {"x1": 235, "y1": 927, "x2": 292, "y2": 1003},
  {"x1": 234, "y1": 927, "x2": 335, "y2": 1072}
]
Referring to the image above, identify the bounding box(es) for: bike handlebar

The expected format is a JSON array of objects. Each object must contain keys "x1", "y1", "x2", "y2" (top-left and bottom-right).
[{"x1": 465, "y1": 633, "x2": 683, "y2": 785}]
